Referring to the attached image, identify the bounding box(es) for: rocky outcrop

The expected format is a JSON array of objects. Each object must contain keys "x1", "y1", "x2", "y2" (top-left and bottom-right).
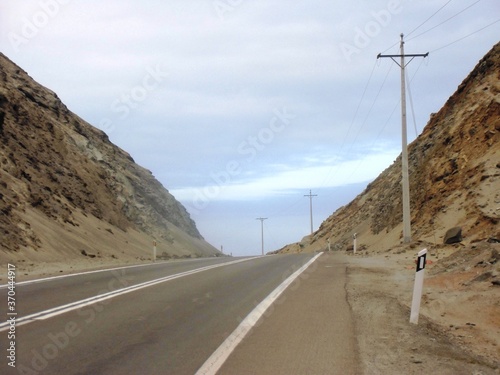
[
  {"x1": 280, "y1": 42, "x2": 500, "y2": 254},
  {"x1": 0, "y1": 53, "x2": 218, "y2": 260},
  {"x1": 443, "y1": 227, "x2": 462, "y2": 244}
]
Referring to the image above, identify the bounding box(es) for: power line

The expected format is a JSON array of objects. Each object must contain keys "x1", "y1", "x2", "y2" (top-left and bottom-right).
[
  {"x1": 406, "y1": 0, "x2": 454, "y2": 38},
  {"x1": 321, "y1": 61, "x2": 378, "y2": 187},
  {"x1": 352, "y1": 63, "x2": 393, "y2": 149},
  {"x1": 406, "y1": 59, "x2": 426, "y2": 138},
  {"x1": 430, "y1": 18, "x2": 500, "y2": 53},
  {"x1": 267, "y1": 195, "x2": 304, "y2": 218},
  {"x1": 346, "y1": 61, "x2": 379, "y2": 143},
  {"x1": 381, "y1": 0, "x2": 483, "y2": 52},
  {"x1": 407, "y1": 0, "x2": 483, "y2": 42},
  {"x1": 275, "y1": 6, "x2": 495, "y2": 235},
  {"x1": 343, "y1": 57, "x2": 429, "y2": 184},
  {"x1": 335, "y1": 62, "x2": 395, "y2": 186},
  {"x1": 321, "y1": 59, "x2": 392, "y2": 190}
]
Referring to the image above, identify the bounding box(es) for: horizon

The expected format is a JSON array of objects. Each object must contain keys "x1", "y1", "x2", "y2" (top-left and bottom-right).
[{"x1": 2, "y1": 1, "x2": 499, "y2": 255}]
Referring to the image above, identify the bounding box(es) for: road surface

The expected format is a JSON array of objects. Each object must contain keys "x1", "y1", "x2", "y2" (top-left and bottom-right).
[{"x1": 1, "y1": 253, "x2": 359, "y2": 374}]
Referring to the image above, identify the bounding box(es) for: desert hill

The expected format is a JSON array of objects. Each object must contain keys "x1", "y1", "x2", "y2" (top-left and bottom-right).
[
  {"x1": 275, "y1": 42, "x2": 500, "y2": 368},
  {"x1": 0, "y1": 53, "x2": 219, "y2": 270},
  {"x1": 279, "y1": 41, "x2": 499, "y2": 254}
]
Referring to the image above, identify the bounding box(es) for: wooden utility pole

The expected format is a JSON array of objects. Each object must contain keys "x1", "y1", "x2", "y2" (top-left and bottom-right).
[{"x1": 377, "y1": 34, "x2": 428, "y2": 243}]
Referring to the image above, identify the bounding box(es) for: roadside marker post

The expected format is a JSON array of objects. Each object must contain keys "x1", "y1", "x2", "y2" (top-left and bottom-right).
[
  {"x1": 410, "y1": 248, "x2": 427, "y2": 324},
  {"x1": 353, "y1": 233, "x2": 357, "y2": 254},
  {"x1": 153, "y1": 240, "x2": 157, "y2": 262}
]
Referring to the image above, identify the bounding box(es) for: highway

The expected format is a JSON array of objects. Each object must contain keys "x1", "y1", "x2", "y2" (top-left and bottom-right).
[{"x1": 1, "y1": 253, "x2": 358, "y2": 374}]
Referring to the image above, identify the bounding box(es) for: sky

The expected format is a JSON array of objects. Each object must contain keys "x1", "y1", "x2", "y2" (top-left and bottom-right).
[{"x1": 1, "y1": 1, "x2": 499, "y2": 256}]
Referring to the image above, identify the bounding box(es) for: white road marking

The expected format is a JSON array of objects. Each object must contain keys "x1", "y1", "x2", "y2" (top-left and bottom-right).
[
  {"x1": 195, "y1": 252, "x2": 323, "y2": 375},
  {"x1": 0, "y1": 257, "x2": 244, "y2": 288},
  {"x1": 0, "y1": 257, "x2": 260, "y2": 332}
]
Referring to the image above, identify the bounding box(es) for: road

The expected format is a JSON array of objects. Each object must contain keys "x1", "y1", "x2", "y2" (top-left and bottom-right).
[{"x1": 1, "y1": 253, "x2": 359, "y2": 374}]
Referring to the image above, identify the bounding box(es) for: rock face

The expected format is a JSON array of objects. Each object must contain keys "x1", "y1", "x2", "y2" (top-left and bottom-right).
[
  {"x1": 443, "y1": 227, "x2": 463, "y2": 244},
  {"x1": 280, "y1": 42, "x2": 500, "y2": 254},
  {"x1": 0, "y1": 53, "x2": 218, "y2": 261}
]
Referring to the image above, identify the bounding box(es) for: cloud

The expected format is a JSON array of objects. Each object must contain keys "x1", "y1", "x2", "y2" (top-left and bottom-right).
[
  {"x1": 170, "y1": 146, "x2": 400, "y2": 204},
  {"x1": 2, "y1": 0, "x2": 499, "y2": 255}
]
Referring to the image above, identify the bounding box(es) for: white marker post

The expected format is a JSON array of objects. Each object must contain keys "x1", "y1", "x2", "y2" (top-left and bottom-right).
[
  {"x1": 353, "y1": 233, "x2": 357, "y2": 254},
  {"x1": 153, "y1": 240, "x2": 157, "y2": 263},
  {"x1": 410, "y1": 248, "x2": 427, "y2": 324}
]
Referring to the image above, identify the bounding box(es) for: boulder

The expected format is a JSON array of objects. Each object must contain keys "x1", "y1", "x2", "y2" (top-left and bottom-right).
[{"x1": 444, "y1": 227, "x2": 462, "y2": 244}]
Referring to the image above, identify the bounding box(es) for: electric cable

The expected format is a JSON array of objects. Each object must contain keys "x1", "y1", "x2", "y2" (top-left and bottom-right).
[
  {"x1": 406, "y1": 0, "x2": 454, "y2": 38},
  {"x1": 430, "y1": 18, "x2": 500, "y2": 53},
  {"x1": 407, "y1": 0, "x2": 483, "y2": 42},
  {"x1": 341, "y1": 55, "x2": 427, "y2": 186},
  {"x1": 262, "y1": 4, "x2": 497, "y2": 240},
  {"x1": 319, "y1": 60, "x2": 379, "y2": 188},
  {"x1": 406, "y1": 59, "x2": 426, "y2": 138}
]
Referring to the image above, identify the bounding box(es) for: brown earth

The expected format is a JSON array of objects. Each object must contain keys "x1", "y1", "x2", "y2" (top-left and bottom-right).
[
  {"x1": 0, "y1": 30, "x2": 498, "y2": 375},
  {"x1": 278, "y1": 41, "x2": 499, "y2": 256},
  {"x1": 0, "y1": 53, "x2": 220, "y2": 268},
  {"x1": 346, "y1": 242, "x2": 499, "y2": 374},
  {"x1": 274, "y1": 42, "x2": 500, "y2": 372}
]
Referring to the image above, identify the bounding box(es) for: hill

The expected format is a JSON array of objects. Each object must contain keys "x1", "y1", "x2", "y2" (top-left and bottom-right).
[
  {"x1": 0, "y1": 53, "x2": 219, "y2": 274},
  {"x1": 279, "y1": 41, "x2": 499, "y2": 254},
  {"x1": 276, "y1": 41, "x2": 500, "y2": 369}
]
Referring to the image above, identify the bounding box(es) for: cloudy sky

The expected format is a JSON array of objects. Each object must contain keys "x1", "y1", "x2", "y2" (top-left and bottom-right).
[{"x1": 2, "y1": 1, "x2": 499, "y2": 256}]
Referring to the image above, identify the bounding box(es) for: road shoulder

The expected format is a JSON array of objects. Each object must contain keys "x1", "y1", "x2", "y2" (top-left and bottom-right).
[
  {"x1": 345, "y1": 252, "x2": 499, "y2": 374},
  {"x1": 218, "y1": 252, "x2": 360, "y2": 375}
]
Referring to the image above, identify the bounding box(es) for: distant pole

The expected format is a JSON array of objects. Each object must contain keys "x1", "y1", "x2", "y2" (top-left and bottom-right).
[
  {"x1": 353, "y1": 233, "x2": 357, "y2": 254},
  {"x1": 377, "y1": 34, "x2": 428, "y2": 243},
  {"x1": 304, "y1": 190, "x2": 317, "y2": 235},
  {"x1": 256, "y1": 217, "x2": 267, "y2": 255},
  {"x1": 153, "y1": 240, "x2": 157, "y2": 262}
]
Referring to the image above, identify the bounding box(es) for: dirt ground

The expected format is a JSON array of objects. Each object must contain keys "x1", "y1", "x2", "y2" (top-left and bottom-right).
[
  {"x1": 2, "y1": 241, "x2": 498, "y2": 374},
  {"x1": 344, "y1": 241, "x2": 500, "y2": 375},
  {"x1": 0, "y1": 207, "x2": 219, "y2": 283}
]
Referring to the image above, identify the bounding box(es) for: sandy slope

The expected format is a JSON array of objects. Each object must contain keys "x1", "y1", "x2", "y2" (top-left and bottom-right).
[
  {"x1": 345, "y1": 242, "x2": 499, "y2": 374},
  {"x1": 1, "y1": 52, "x2": 219, "y2": 265},
  {"x1": 0, "y1": 206, "x2": 220, "y2": 282}
]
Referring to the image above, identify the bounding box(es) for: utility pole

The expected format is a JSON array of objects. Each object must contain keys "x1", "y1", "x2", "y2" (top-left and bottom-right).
[
  {"x1": 377, "y1": 34, "x2": 428, "y2": 243},
  {"x1": 256, "y1": 217, "x2": 267, "y2": 255},
  {"x1": 304, "y1": 190, "x2": 317, "y2": 235}
]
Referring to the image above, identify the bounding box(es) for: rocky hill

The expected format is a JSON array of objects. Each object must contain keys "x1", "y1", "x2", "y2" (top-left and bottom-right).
[
  {"x1": 0, "y1": 53, "x2": 219, "y2": 268},
  {"x1": 280, "y1": 41, "x2": 500, "y2": 254},
  {"x1": 277, "y1": 42, "x2": 500, "y2": 367}
]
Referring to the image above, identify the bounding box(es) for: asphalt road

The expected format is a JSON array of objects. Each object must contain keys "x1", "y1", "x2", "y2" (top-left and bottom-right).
[{"x1": 0, "y1": 253, "x2": 358, "y2": 374}]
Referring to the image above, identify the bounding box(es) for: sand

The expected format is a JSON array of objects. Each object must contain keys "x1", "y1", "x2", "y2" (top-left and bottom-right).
[
  {"x1": 1, "y1": 241, "x2": 498, "y2": 373},
  {"x1": 345, "y1": 241, "x2": 499, "y2": 374}
]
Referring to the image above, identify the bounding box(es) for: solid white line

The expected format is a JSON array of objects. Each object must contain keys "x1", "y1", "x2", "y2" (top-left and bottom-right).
[
  {"x1": 0, "y1": 263, "x2": 158, "y2": 289},
  {"x1": 0, "y1": 257, "x2": 260, "y2": 332},
  {"x1": 195, "y1": 252, "x2": 323, "y2": 375},
  {"x1": 0, "y1": 257, "x2": 245, "y2": 289}
]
